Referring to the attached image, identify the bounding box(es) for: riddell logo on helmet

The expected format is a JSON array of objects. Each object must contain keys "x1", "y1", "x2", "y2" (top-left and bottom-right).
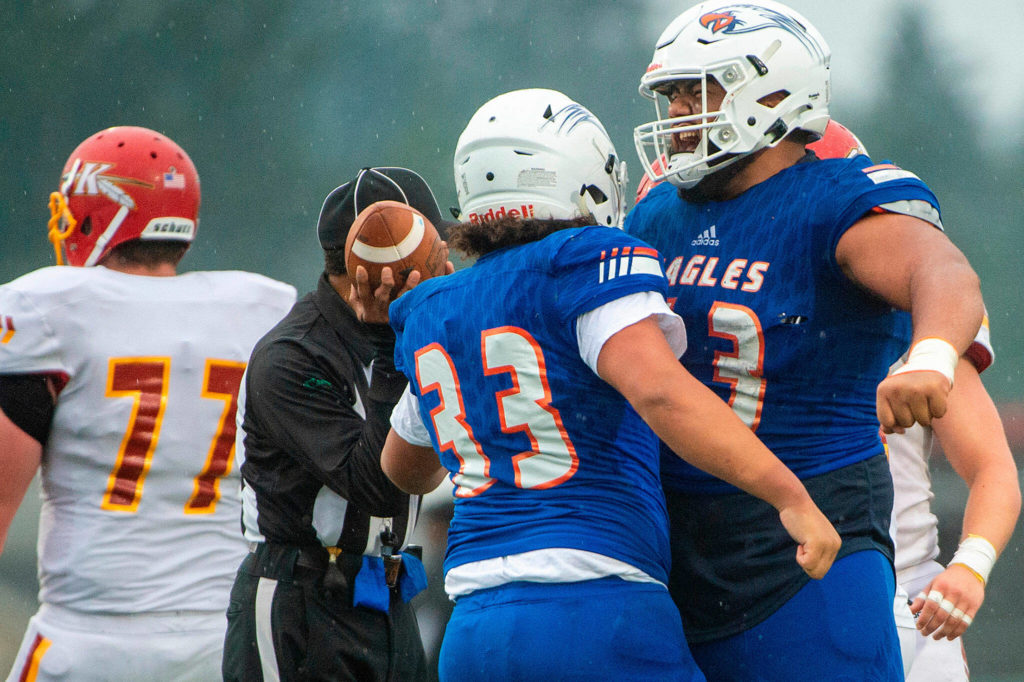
[{"x1": 468, "y1": 205, "x2": 536, "y2": 224}]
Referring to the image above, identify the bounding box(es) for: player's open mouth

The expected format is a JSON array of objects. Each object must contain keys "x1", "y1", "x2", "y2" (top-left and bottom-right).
[{"x1": 672, "y1": 130, "x2": 700, "y2": 154}]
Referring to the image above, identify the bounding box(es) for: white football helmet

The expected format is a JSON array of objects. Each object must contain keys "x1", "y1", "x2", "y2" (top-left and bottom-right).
[
  {"x1": 634, "y1": 0, "x2": 831, "y2": 189},
  {"x1": 454, "y1": 88, "x2": 627, "y2": 228}
]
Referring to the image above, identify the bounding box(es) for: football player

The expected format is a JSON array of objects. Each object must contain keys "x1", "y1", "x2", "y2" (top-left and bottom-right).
[
  {"x1": 808, "y1": 122, "x2": 1021, "y2": 681},
  {"x1": 626, "y1": 1, "x2": 985, "y2": 679},
  {"x1": 379, "y1": 88, "x2": 839, "y2": 680},
  {"x1": 0, "y1": 127, "x2": 296, "y2": 681}
]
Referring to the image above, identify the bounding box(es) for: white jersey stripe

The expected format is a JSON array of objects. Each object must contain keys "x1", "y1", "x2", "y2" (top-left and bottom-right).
[
  {"x1": 629, "y1": 254, "x2": 664, "y2": 278},
  {"x1": 255, "y1": 577, "x2": 281, "y2": 682},
  {"x1": 867, "y1": 168, "x2": 921, "y2": 184}
]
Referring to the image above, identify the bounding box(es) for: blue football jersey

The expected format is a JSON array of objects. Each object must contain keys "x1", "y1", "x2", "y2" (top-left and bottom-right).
[
  {"x1": 625, "y1": 155, "x2": 936, "y2": 494},
  {"x1": 390, "y1": 226, "x2": 673, "y2": 583}
]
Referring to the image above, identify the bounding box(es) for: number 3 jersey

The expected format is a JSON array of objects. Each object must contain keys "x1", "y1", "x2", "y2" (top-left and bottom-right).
[
  {"x1": 389, "y1": 226, "x2": 679, "y2": 586},
  {"x1": 0, "y1": 265, "x2": 295, "y2": 613},
  {"x1": 626, "y1": 155, "x2": 939, "y2": 494}
]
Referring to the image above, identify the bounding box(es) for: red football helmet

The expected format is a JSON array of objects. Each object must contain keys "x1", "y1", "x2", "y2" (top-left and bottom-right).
[
  {"x1": 48, "y1": 126, "x2": 200, "y2": 266},
  {"x1": 635, "y1": 154, "x2": 668, "y2": 204},
  {"x1": 807, "y1": 120, "x2": 868, "y2": 160}
]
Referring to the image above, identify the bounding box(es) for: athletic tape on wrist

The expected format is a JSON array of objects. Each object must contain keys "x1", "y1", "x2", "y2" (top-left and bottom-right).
[
  {"x1": 949, "y1": 535, "x2": 997, "y2": 585},
  {"x1": 892, "y1": 337, "x2": 958, "y2": 387}
]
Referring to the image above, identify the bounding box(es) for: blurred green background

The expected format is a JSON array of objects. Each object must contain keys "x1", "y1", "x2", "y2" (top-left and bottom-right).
[{"x1": 2, "y1": 1, "x2": 1022, "y2": 679}]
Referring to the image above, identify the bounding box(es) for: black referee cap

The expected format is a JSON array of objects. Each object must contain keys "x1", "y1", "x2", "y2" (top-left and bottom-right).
[{"x1": 316, "y1": 167, "x2": 450, "y2": 250}]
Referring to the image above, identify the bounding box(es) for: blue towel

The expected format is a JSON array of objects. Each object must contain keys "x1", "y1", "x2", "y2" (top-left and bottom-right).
[
  {"x1": 398, "y1": 553, "x2": 428, "y2": 603},
  {"x1": 353, "y1": 556, "x2": 390, "y2": 612}
]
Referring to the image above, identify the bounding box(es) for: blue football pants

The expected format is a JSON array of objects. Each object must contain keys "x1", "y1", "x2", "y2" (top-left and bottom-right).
[
  {"x1": 689, "y1": 550, "x2": 903, "y2": 681},
  {"x1": 440, "y1": 577, "x2": 706, "y2": 681}
]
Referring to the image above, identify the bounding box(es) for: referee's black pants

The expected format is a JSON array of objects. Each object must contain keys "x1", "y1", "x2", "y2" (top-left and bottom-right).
[{"x1": 223, "y1": 543, "x2": 428, "y2": 682}]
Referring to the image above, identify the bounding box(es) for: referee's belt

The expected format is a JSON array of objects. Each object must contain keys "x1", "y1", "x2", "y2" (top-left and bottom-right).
[{"x1": 248, "y1": 542, "x2": 427, "y2": 613}]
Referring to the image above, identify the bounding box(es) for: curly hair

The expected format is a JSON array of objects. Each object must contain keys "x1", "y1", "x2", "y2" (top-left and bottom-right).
[{"x1": 447, "y1": 215, "x2": 595, "y2": 258}]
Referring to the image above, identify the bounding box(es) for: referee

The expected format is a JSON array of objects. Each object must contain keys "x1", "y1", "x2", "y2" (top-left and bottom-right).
[{"x1": 223, "y1": 167, "x2": 451, "y2": 681}]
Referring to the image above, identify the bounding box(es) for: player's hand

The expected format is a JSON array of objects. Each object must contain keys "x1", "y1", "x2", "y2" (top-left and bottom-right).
[
  {"x1": 386, "y1": 242, "x2": 455, "y2": 302},
  {"x1": 777, "y1": 500, "x2": 841, "y2": 580},
  {"x1": 350, "y1": 265, "x2": 413, "y2": 324},
  {"x1": 911, "y1": 564, "x2": 984, "y2": 641},
  {"x1": 389, "y1": 268, "x2": 424, "y2": 303},
  {"x1": 876, "y1": 370, "x2": 950, "y2": 434}
]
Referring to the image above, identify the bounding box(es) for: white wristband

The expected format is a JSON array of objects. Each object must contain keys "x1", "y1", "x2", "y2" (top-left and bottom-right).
[
  {"x1": 949, "y1": 535, "x2": 997, "y2": 585},
  {"x1": 892, "y1": 337, "x2": 958, "y2": 387}
]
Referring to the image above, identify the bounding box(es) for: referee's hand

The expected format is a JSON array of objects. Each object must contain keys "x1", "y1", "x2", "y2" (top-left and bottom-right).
[{"x1": 350, "y1": 265, "x2": 421, "y2": 324}]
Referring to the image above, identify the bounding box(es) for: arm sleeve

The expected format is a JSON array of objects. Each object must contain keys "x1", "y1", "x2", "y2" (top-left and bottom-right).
[
  {"x1": 245, "y1": 337, "x2": 409, "y2": 516},
  {"x1": 576, "y1": 292, "x2": 687, "y2": 374},
  {"x1": 390, "y1": 386, "x2": 432, "y2": 447},
  {"x1": 0, "y1": 374, "x2": 55, "y2": 445}
]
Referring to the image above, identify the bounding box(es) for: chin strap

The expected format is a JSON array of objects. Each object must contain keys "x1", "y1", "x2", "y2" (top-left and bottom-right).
[{"x1": 47, "y1": 191, "x2": 77, "y2": 266}]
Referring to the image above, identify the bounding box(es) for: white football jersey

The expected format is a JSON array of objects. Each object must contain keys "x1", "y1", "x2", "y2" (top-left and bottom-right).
[
  {"x1": 0, "y1": 265, "x2": 295, "y2": 614},
  {"x1": 888, "y1": 319, "x2": 994, "y2": 574}
]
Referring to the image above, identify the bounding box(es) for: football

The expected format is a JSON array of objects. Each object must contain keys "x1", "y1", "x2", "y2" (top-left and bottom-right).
[{"x1": 344, "y1": 200, "x2": 448, "y2": 294}]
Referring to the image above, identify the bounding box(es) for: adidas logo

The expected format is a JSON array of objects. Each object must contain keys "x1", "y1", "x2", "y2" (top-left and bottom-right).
[{"x1": 690, "y1": 225, "x2": 719, "y2": 246}]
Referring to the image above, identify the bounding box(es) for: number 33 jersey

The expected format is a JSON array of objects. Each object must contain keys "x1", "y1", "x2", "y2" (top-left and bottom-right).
[
  {"x1": 389, "y1": 226, "x2": 676, "y2": 585},
  {"x1": 626, "y1": 155, "x2": 939, "y2": 493},
  {"x1": 0, "y1": 265, "x2": 295, "y2": 613}
]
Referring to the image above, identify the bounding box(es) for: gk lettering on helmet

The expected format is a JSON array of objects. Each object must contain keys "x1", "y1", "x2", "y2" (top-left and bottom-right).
[
  {"x1": 468, "y1": 205, "x2": 536, "y2": 224},
  {"x1": 665, "y1": 254, "x2": 769, "y2": 292},
  {"x1": 69, "y1": 163, "x2": 115, "y2": 195}
]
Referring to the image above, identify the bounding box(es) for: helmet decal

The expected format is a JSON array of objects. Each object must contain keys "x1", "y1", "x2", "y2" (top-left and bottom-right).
[
  {"x1": 63, "y1": 162, "x2": 148, "y2": 210},
  {"x1": 697, "y1": 4, "x2": 825, "y2": 60},
  {"x1": 163, "y1": 167, "x2": 187, "y2": 189},
  {"x1": 544, "y1": 102, "x2": 605, "y2": 136},
  {"x1": 700, "y1": 13, "x2": 737, "y2": 33}
]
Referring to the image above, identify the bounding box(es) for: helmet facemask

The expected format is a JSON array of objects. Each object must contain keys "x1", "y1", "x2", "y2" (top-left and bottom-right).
[{"x1": 636, "y1": 66, "x2": 755, "y2": 190}]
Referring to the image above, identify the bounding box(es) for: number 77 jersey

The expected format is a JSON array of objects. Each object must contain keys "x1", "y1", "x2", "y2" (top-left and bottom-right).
[
  {"x1": 0, "y1": 265, "x2": 295, "y2": 613},
  {"x1": 625, "y1": 155, "x2": 940, "y2": 494},
  {"x1": 389, "y1": 225, "x2": 676, "y2": 584}
]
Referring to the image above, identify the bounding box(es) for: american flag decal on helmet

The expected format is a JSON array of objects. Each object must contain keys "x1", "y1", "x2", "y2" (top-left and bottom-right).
[
  {"x1": 163, "y1": 167, "x2": 186, "y2": 189},
  {"x1": 598, "y1": 246, "x2": 664, "y2": 283}
]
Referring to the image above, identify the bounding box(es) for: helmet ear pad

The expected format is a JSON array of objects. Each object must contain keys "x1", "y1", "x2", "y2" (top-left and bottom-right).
[
  {"x1": 454, "y1": 88, "x2": 627, "y2": 229},
  {"x1": 634, "y1": 0, "x2": 831, "y2": 189},
  {"x1": 51, "y1": 126, "x2": 200, "y2": 266}
]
